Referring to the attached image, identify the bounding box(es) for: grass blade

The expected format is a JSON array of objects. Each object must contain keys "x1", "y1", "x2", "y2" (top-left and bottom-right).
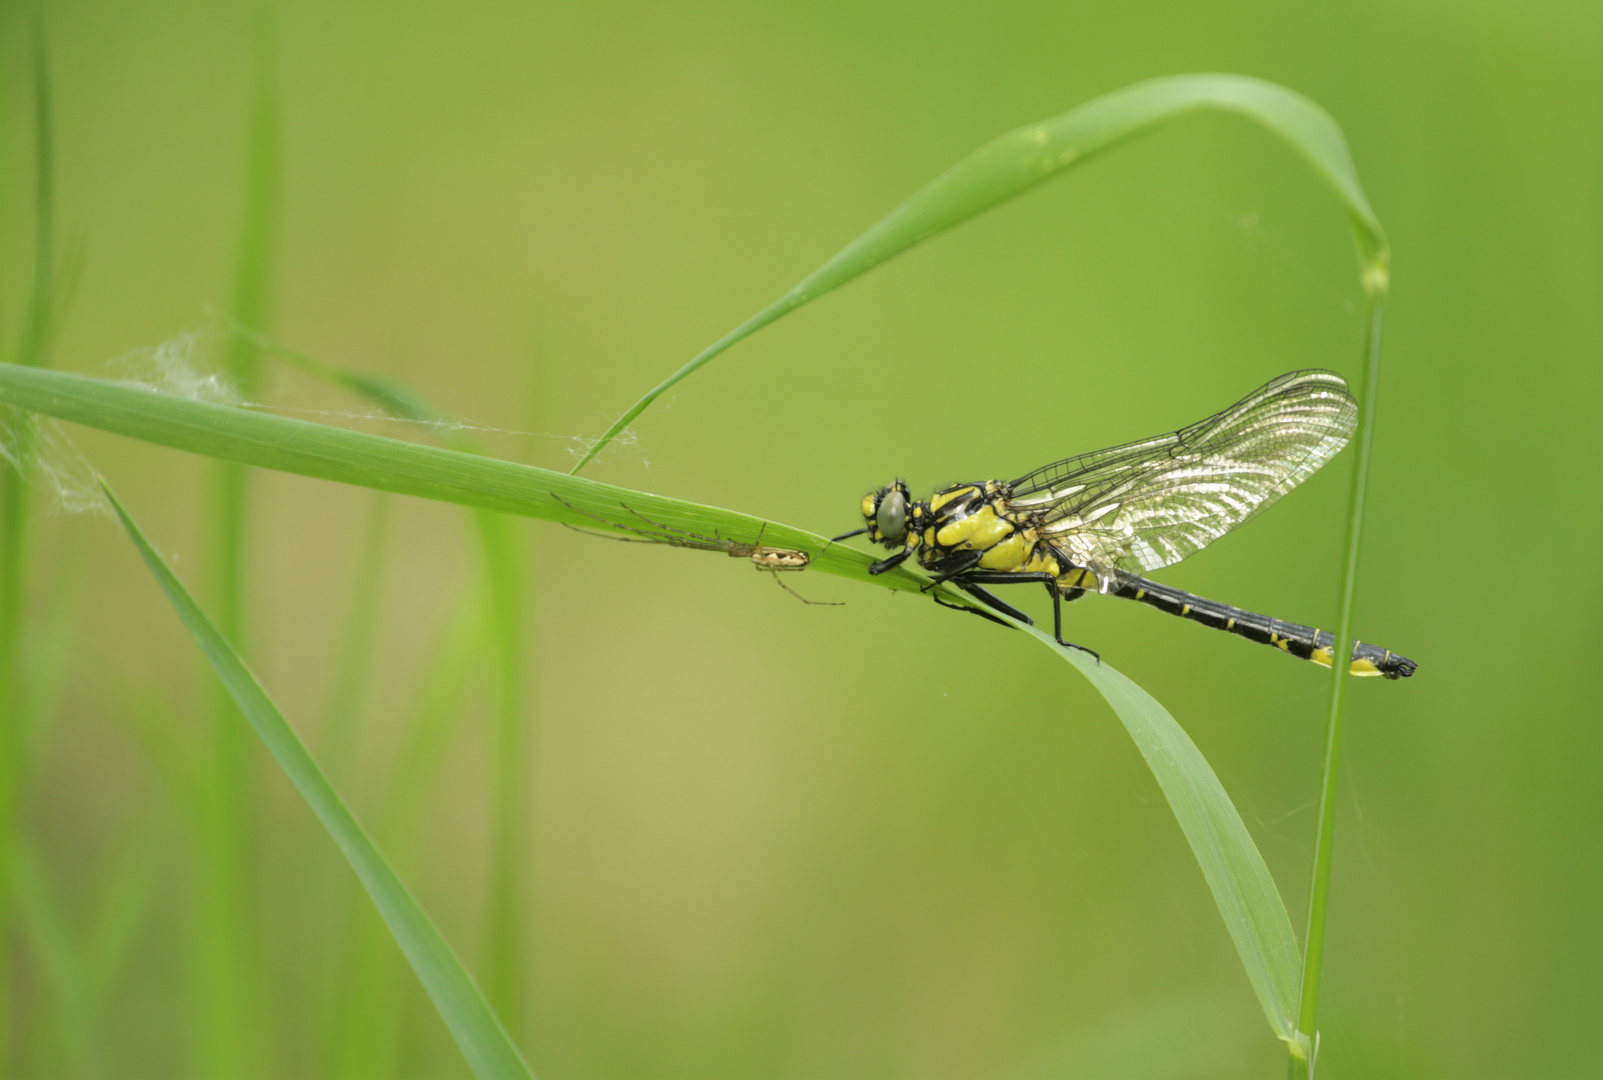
[
  {"x1": 195, "y1": 35, "x2": 281, "y2": 1077},
  {"x1": 0, "y1": 364, "x2": 919, "y2": 597},
  {"x1": 86, "y1": 805, "x2": 170, "y2": 1000},
  {"x1": 317, "y1": 490, "x2": 393, "y2": 776},
  {"x1": 245, "y1": 328, "x2": 536, "y2": 1034},
  {"x1": 13, "y1": 835, "x2": 105, "y2": 1080},
  {"x1": 1291, "y1": 297, "x2": 1388, "y2": 1074},
  {"x1": 0, "y1": 20, "x2": 58, "y2": 1069},
  {"x1": 231, "y1": 324, "x2": 455, "y2": 436},
  {"x1": 8, "y1": 13, "x2": 56, "y2": 373},
  {"x1": 571, "y1": 73, "x2": 1389, "y2": 472},
  {"x1": 220, "y1": 54, "x2": 279, "y2": 403},
  {"x1": 102, "y1": 481, "x2": 535, "y2": 1080},
  {"x1": 477, "y1": 508, "x2": 530, "y2": 1033},
  {"x1": 326, "y1": 588, "x2": 486, "y2": 1080},
  {"x1": 293, "y1": 489, "x2": 392, "y2": 1067},
  {"x1": 1013, "y1": 621, "x2": 1302, "y2": 1041}
]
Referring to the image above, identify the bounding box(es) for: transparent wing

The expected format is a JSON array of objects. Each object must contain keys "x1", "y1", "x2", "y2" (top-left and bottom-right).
[{"x1": 1007, "y1": 370, "x2": 1356, "y2": 577}]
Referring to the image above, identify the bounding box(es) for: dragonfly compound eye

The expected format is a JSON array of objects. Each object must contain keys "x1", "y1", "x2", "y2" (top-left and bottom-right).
[{"x1": 875, "y1": 486, "x2": 908, "y2": 543}]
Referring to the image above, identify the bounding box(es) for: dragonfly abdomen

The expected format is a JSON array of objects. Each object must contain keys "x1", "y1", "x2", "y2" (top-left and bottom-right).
[{"x1": 1110, "y1": 574, "x2": 1416, "y2": 679}]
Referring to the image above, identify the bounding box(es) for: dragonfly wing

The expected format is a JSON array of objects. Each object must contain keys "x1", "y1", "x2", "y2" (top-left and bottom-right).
[{"x1": 1010, "y1": 370, "x2": 1357, "y2": 580}]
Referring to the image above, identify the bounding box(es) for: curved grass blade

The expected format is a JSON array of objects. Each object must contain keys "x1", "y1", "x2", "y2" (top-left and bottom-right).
[
  {"x1": 571, "y1": 73, "x2": 1389, "y2": 472},
  {"x1": 0, "y1": 364, "x2": 906, "y2": 596},
  {"x1": 100, "y1": 482, "x2": 535, "y2": 1080},
  {"x1": 236, "y1": 325, "x2": 536, "y2": 1029},
  {"x1": 1003, "y1": 613, "x2": 1301, "y2": 1042}
]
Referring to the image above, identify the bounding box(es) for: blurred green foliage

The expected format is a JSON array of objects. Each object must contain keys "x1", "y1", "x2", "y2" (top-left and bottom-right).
[{"x1": 2, "y1": 1, "x2": 1599, "y2": 1077}]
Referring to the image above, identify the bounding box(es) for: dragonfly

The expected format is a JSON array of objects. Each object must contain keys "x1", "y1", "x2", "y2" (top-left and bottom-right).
[
  {"x1": 832, "y1": 369, "x2": 1415, "y2": 678},
  {"x1": 555, "y1": 497, "x2": 841, "y2": 605}
]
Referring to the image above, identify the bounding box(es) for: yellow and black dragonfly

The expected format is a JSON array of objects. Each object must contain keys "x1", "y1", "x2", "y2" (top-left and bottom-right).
[{"x1": 833, "y1": 369, "x2": 1415, "y2": 678}]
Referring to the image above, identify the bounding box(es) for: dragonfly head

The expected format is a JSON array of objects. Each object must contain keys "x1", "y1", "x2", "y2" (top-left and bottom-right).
[{"x1": 861, "y1": 480, "x2": 916, "y2": 548}]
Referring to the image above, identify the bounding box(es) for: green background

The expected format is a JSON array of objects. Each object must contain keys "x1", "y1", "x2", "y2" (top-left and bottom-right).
[{"x1": 5, "y1": 1, "x2": 1599, "y2": 1077}]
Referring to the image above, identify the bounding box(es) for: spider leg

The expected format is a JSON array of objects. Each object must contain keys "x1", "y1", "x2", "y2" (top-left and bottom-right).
[
  {"x1": 767, "y1": 569, "x2": 843, "y2": 606},
  {"x1": 620, "y1": 504, "x2": 724, "y2": 547},
  {"x1": 552, "y1": 494, "x2": 716, "y2": 550}
]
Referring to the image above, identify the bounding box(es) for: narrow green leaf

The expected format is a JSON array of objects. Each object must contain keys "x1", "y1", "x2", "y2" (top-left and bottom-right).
[
  {"x1": 571, "y1": 73, "x2": 1389, "y2": 472},
  {"x1": 0, "y1": 20, "x2": 59, "y2": 1068},
  {"x1": 196, "y1": 34, "x2": 281, "y2": 1076},
  {"x1": 1012, "y1": 620, "x2": 1302, "y2": 1040},
  {"x1": 0, "y1": 364, "x2": 916, "y2": 597},
  {"x1": 219, "y1": 36, "x2": 279, "y2": 401},
  {"x1": 234, "y1": 323, "x2": 543, "y2": 1050},
  {"x1": 317, "y1": 490, "x2": 392, "y2": 776},
  {"x1": 326, "y1": 588, "x2": 486, "y2": 1080},
  {"x1": 10, "y1": 11, "x2": 57, "y2": 373},
  {"x1": 228, "y1": 322, "x2": 454, "y2": 437},
  {"x1": 239, "y1": 327, "x2": 536, "y2": 1034},
  {"x1": 476, "y1": 505, "x2": 530, "y2": 1032},
  {"x1": 301, "y1": 489, "x2": 394, "y2": 1072},
  {"x1": 101, "y1": 482, "x2": 535, "y2": 1080},
  {"x1": 1293, "y1": 295, "x2": 1389, "y2": 1074}
]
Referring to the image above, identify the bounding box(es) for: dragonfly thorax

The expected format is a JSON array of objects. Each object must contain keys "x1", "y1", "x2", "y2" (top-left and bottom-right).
[
  {"x1": 919, "y1": 481, "x2": 1046, "y2": 574},
  {"x1": 860, "y1": 478, "x2": 1103, "y2": 589}
]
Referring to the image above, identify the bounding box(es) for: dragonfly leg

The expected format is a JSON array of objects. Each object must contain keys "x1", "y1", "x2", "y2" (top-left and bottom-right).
[
  {"x1": 932, "y1": 584, "x2": 1023, "y2": 629},
  {"x1": 933, "y1": 591, "x2": 1007, "y2": 627},
  {"x1": 950, "y1": 581, "x2": 1032, "y2": 624},
  {"x1": 921, "y1": 551, "x2": 983, "y2": 592},
  {"x1": 869, "y1": 547, "x2": 914, "y2": 575},
  {"x1": 952, "y1": 571, "x2": 1101, "y2": 661},
  {"x1": 1043, "y1": 580, "x2": 1099, "y2": 661}
]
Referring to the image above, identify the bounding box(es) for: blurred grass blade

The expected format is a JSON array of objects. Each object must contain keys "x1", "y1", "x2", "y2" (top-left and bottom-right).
[
  {"x1": 101, "y1": 481, "x2": 535, "y2": 1080},
  {"x1": 87, "y1": 805, "x2": 170, "y2": 999},
  {"x1": 14, "y1": 835, "x2": 104, "y2": 1079},
  {"x1": 1010, "y1": 618, "x2": 1302, "y2": 1041},
  {"x1": 197, "y1": 34, "x2": 281, "y2": 1076},
  {"x1": 0, "y1": 364, "x2": 916, "y2": 596},
  {"x1": 478, "y1": 507, "x2": 529, "y2": 1031},
  {"x1": 571, "y1": 72, "x2": 1389, "y2": 472},
  {"x1": 317, "y1": 490, "x2": 392, "y2": 775},
  {"x1": 299, "y1": 489, "x2": 392, "y2": 1071},
  {"x1": 327, "y1": 588, "x2": 486, "y2": 1080},
  {"x1": 230, "y1": 322, "x2": 455, "y2": 437},
  {"x1": 220, "y1": 52, "x2": 279, "y2": 405},
  {"x1": 255, "y1": 334, "x2": 538, "y2": 1042},
  {"x1": 0, "y1": 19, "x2": 58, "y2": 1069},
  {"x1": 9, "y1": 12, "x2": 57, "y2": 372}
]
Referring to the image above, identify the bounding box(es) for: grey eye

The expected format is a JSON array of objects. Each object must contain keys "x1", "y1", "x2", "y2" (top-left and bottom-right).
[{"x1": 875, "y1": 488, "x2": 907, "y2": 542}]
